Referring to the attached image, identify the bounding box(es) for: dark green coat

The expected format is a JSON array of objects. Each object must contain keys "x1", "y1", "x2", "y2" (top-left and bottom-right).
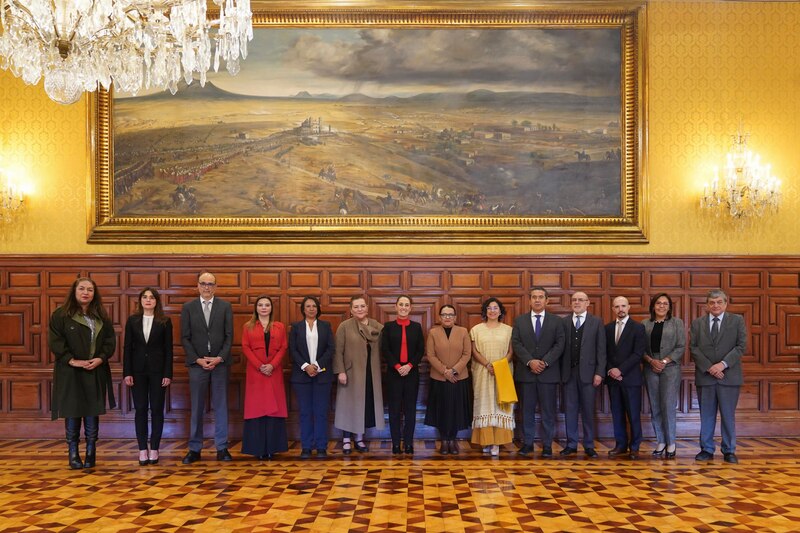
[{"x1": 49, "y1": 307, "x2": 117, "y2": 419}]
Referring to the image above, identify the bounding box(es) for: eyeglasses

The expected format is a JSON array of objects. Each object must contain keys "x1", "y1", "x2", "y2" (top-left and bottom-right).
[
  {"x1": 571, "y1": 298, "x2": 588, "y2": 302},
  {"x1": 198, "y1": 282, "x2": 216, "y2": 288},
  {"x1": 440, "y1": 313, "x2": 456, "y2": 318}
]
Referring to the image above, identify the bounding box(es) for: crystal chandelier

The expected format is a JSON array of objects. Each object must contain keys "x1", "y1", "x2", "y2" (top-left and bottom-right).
[
  {"x1": 0, "y1": 0, "x2": 253, "y2": 105},
  {"x1": 701, "y1": 129, "x2": 781, "y2": 219}
]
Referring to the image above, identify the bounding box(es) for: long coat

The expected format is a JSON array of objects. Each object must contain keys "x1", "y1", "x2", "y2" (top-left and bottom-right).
[
  {"x1": 49, "y1": 307, "x2": 117, "y2": 419},
  {"x1": 241, "y1": 321, "x2": 288, "y2": 420},
  {"x1": 123, "y1": 315, "x2": 173, "y2": 379},
  {"x1": 333, "y1": 317, "x2": 385, "y2": 433}
]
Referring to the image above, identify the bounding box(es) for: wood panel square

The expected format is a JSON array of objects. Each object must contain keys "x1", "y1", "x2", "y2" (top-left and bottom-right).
[
  {"x1": 87, "y1": 271, "x2": 121, "y2": 289},
  {"x1": 49, "y1": 272, "x2": 81, "y2": 288},
  {"x1": 8, "y1": 272, "x2": 40, "y2": 288},
  {"x1": 369, "y1": 272, "x2": 401, "y2": 288},
  {"x1": 729, "y1": 272, "x2": 761, "y2": 288},
  {"x1": 739, "y1": 381, "x2": 761, "y2": 411},
  {"x1": 9, "y1": 381, "x2": 42, "y2": 411},
  {"x1": 569, "y1": 272, "x2": 602, "y2": 288},
  {"x1": 410, "y1": 272, "x2": 441, "y2": 288},
  {"x1": 289, "y1": 272, "x2": 321, "y2": 287},
  {"x1": 128, "y1": 272, "x2": 161, "y2": 288},
  {"x1": 768, "y1": 382, "x2": 799, "y2": 410},
  {"x1": 450, "y1": 272, "x2": 482, "y2": 288},
  {"x1": 248, "y1": 272, "x2": 281, "y2": 287},
  {"x1": 649, "y1": 272, "x2": 682, "y2": 288},
  {"x1": 489, "y1": 272, "x2": 521, "y2": 288},
  {"x1": 530, "y1": 272, "x2": 562, "y2": 287},
  {"x1": 610, "y1": 272, "x2": 643, "y2": 289},
  {"x1": 689, "y1": 272, "x2": 722, "y2": 288},
  {"x1": 0, "y1": 313, "x2": 23, "y2": 345},
  {"x1": 769, "y1": 273, "x2": 799, "y2": 288},
  {"x1": 329, "y1": 272, "x2": 362, "y2": 288}
]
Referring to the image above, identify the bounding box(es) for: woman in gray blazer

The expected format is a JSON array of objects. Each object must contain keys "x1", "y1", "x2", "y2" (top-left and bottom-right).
[{"x1": 642, "y1": 293, "x2": 686, "y2": 458}]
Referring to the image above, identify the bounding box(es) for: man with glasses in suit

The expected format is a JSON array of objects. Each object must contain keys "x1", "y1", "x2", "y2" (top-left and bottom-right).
[
  {"x1": 181, "y1": 271, "x2": 234, "y2": 464},
  {"x1": 690, "y1": 289, "x2": 747, "y2": 464}
]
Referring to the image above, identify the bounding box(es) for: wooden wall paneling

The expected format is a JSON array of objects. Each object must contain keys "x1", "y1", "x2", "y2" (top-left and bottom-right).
[{"x1": 1, "y1": 255, "x2": 800, "y2": 438}]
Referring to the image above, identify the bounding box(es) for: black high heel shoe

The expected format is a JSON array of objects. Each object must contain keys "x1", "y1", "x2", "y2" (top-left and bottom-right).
[
  {"x1": 665, "y1": 445, "x2": 677, "y2": 459},
  {"x1": 354, "y1": 441, "x2": 368, "y2": 453},
  {"x1": 342, "y1": 441, "x2": 352, "y2": 455},
  {"x1": 652, "y1": 444, "x2": 666, "y2": 457}
]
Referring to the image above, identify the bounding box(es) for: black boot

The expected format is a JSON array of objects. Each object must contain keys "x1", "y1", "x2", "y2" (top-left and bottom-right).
[
  {"x1": 65, "y1": 418, "x2": 83, "y2": 469},
  {"x1": 84, "y1": 416, "x2": 99, "y2": 468}
]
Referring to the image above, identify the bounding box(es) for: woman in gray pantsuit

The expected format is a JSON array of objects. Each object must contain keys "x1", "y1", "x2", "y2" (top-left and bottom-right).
[{"x1": 642, "y1": 293, "x2": 686, "y2": 459}]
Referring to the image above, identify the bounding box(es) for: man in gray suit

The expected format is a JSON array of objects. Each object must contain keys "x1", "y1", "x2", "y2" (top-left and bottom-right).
[
  {"x1": 690, "y1": 289, "x2": 747, "y2": 464},
  {"x1": 181, "y1": 271, "x2": 234, "y2": 464},
  {"x1": 512, "y1": 287, "x2": 566, "y2": 458},
  {"x1": 560, "y1": 291, "x2": 606, "y2": 458}
]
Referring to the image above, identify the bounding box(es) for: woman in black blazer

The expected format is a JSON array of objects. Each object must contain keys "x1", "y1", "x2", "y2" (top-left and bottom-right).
[
  {"x1": 381, "y1": 295, "x2": 425, "y2": 455},
  {"x1": 289, "y1": 296, "x2": 335, "y2": 458},
  {"x1": 123, "y1": 288, "x2": 173, "y2": 466}
]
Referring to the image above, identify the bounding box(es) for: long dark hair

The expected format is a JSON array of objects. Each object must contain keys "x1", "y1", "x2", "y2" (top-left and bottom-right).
[
  {"x1": 135, "y1": 287, "x2": 168, "y2": 324},
  {"x1": 246, "y1": 295, "x2": 274, "y2": 330},
  {"x1": 63, "y1": 277, "x2": 109, "y2": 322},
  {"x1": 649, "y1": 292, "x2": 674, "y2": 321}
]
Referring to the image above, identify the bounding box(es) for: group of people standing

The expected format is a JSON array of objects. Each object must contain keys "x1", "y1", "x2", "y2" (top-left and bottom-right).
[{"x1": 48, "y1": 271, "x2": 746, "y2": 469}]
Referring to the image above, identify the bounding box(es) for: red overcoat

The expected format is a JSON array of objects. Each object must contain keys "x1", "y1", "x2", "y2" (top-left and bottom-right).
[{"x1": 242, "y1": 321, "x2": 288, "y2": 420}]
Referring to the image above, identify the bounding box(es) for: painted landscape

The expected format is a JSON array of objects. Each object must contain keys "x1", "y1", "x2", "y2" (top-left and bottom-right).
[{"x1": 113, "y1": 28, "x2": 623, "y2": 218}]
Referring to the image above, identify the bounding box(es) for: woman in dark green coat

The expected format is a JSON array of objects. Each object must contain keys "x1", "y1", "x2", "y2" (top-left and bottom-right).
[{"x1": 49, "y1": 277, "x2": 116, "y2": 469}]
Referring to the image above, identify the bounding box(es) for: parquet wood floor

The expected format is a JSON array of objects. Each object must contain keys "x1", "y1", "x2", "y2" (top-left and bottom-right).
[{"x1": 1, "y1": 438, "x2": 799, "y2": 532}]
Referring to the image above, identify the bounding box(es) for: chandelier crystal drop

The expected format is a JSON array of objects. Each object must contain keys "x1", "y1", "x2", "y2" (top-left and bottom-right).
[
  {"x1": 0, "y1": 0, "x2": 253, "y2": 105},
  {"x1": 700, "y1": 129, "x2": 781, "y2": 220}
]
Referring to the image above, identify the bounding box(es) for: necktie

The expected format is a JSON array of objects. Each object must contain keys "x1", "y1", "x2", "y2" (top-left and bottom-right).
[
  {"x1": 575, "y1": 315, "x2": 582, "y2": 329},
  {"x1": 711, "y1": 317, "x2": 720, "y2": 341},
  {"x1": 534, "y1": 314, "x2": 542, "y2": 340},
  {"x1": 615, "y1": 320, "x2": 623, "y2": 344},
  {"x1": 203, "y1": 300, "x2": 211, "y2": 325}
]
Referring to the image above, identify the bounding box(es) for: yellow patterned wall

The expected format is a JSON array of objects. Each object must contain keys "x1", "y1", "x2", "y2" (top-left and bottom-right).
[{"x1": 1, "y1": 0, "x2": 798, "y2": 255}]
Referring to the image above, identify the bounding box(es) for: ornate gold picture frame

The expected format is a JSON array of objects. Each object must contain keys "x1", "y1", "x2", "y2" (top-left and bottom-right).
[{"x1": 88, "y1": 1, "x2": 647, "y2": 243}]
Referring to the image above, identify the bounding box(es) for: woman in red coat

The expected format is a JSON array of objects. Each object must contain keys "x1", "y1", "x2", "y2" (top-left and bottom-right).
[{"x1": 241, "y1": 295, "x2": 288, "y2": 460}]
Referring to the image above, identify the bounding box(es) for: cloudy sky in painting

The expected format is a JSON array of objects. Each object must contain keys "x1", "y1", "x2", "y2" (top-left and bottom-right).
[{"x1": 207, "y1": 28, "x2": 621, "y2": 98}]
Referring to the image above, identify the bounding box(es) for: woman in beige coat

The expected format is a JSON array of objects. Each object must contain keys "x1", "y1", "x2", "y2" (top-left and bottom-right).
[
  {"x1": 333, "y1": 295, "x2": 384, "y2": 454},
  {"x1": 424, "y1": 304, "x2": 473, "y2": 455}
]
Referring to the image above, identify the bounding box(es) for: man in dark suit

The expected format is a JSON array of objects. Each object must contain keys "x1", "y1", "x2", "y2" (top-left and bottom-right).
[
  {"x1": 181, "y1": 271, "x2": 234, "y2": 464},
  {"x1": 690, "y1": 289, "x2": 747, "y2": 464},
  {"x1": 560, "y1": 291, "x2": 606, "y2": 458},
  {"x1": 605, "y1": 296, "x2": 647, "y2": 459},
  {"x1": 512, "y1": 287, "x2": 565, "y2": 458}
]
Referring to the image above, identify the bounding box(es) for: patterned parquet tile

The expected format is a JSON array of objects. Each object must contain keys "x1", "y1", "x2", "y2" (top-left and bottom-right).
[{"x1": 0, "y1": 439, "x2": 799, "y2": 532}]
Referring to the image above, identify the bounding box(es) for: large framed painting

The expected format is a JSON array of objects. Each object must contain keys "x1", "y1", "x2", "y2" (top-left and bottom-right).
[{"x1": 88, "y1": 1, "x2": 647, "y2": 243}]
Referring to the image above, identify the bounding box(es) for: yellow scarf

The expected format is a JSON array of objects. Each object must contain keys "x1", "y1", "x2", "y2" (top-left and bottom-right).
[{"x1": 492, "y1": 358, "x2": 518, "y2": 407}]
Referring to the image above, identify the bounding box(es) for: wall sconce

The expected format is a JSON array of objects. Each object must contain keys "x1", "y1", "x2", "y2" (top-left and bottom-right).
[
  {"x1": 0, "y1": 165, "x2": 27, "y2": 223},
  {"x1": 700, "y1": 128, "x2": 781, "y2": 219}
]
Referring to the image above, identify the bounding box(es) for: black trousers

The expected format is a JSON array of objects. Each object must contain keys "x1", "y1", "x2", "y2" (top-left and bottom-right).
[
  {"x1": 131, "y1": 373, "x2": 167, "y2": 450},
  {"x1": 386, "y1": 372, "x2": 420, "y2": 445}
]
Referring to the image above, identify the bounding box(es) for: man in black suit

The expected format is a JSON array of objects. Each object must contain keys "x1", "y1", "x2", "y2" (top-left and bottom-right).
[
  {"x1": 512, "y1": 287, "x2": 565, "y2": 458},
  {"x1": 605, "y1": 296, "x2": 647, "y2": 459},
  {"x1": 690, "y1": 289, "x2": 747, "y2": 464},
  {"x1": 560, "y1": 291, "x2": 606, "y2": 458},
  {"x1": 181, "y1": 271, "x2": 233, "y2": 464}
]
